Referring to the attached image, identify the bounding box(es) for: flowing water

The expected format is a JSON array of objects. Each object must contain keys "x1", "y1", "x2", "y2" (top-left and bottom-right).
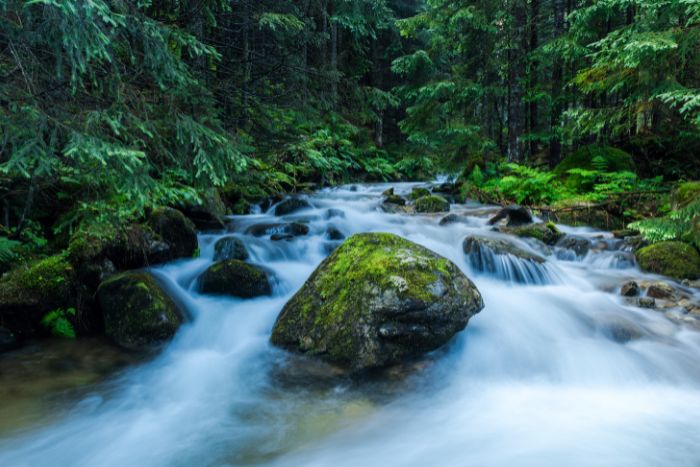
[{"x1": 1, "y1": 183, "x2": 700, "y2": 467}]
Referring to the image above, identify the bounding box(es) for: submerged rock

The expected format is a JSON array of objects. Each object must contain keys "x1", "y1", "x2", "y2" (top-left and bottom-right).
[
  {"x1": 325, "y1": 208, "x2": 345, "y2": 220},
  {"x1": 213, "y1": 236, "x2": 249, "y2": 262},
  {"x1": 415, "y1": 195, "x2": 450, "y2": 213},
  {"x1": 635, "y1": 241, "x2": 700, "y2": 280},
  {"x1": 556, "y1": 235, "x2": 591, "y2": 257},
  {"x1": 270, "y1": 233, "x2": 483, "y2": 371},
  {"x1": 462, "y1": 236, "x2": 550, "y2": 284},
  {"x1": 97, "y1": 272, "x2": 185, "y2": 349},
  {"x1": 500, "y1": 222, "x2": 563, "y2": 246},
  {"x1": 245, "y1": 222, "x2": 309, "y2": 238},
  {"x1": 274, "y1": 198, "x2": 312, "y2": 216},
  {"x1": 620, "y1": 281, "x2": 640, "y2": 297},
  {"x1": 383, "y1": 194, "x2": 407, "y2": 206},
  {"x1": 198, "y1": 260, "x2": 272, "y2": 298},
  {"x1": 487, "y1": 205, "x2": 533, "y2": 227},
  {"x1": 325, "y1": 226, "x2": 345, "y2": 241}
]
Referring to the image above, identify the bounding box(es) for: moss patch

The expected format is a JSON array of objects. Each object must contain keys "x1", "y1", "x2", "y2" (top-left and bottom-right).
[
  {"x1": 502, "y1": 222, "x2": 563, "y2": 245},
  {"x1": 408, "y1": 187, "x2": 431, "y2": 200},
  {"x1": 554, "y1": 145, "x2": 635, "y2": 175},
  {"x1": 415, "y1": 195, "x2": 450, "y2": 213},
  {"x1": 636, "y1": 241, "x2": 700, "y2": 280}
]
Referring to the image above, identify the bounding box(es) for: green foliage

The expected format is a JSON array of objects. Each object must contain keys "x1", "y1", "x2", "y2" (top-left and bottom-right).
[
  {"x1": 41, "y1": 307, "x2": 77, "y2": 339},
  {"x1": 630, "y1": 198, "x2": 700, "y2": 248}
]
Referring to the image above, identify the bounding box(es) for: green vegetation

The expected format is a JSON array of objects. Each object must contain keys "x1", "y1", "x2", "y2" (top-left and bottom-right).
[
  {"x1": 635, "y1": 241, "x2": 700, "y2": 280},
  {"x1": 41, "y1": 308, "x2": 77, "y2": 339}
]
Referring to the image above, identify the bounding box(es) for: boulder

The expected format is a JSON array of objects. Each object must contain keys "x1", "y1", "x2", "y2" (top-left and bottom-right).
[
  {"x1": 408, "y1": 187, "x2": 431, "y2": 200},
  {"x1": 97, "y1": 272, "x2": 185, "y2": 349},
  {"x1": 0, "y1": 255, "x2": 78, "y2": 339},
  {"x1": 383, "y1": 194, "x2": 407, "y2": 206},
  {"x1": 500, "y1": 222, "x2": 563, "y2": 246},
  {"x1": 439, "y1": 213, "x2": 460, "y2": 226},
  {"x1": 274, "y1": 198, "x2": 312, "y2": 216},
  {"x1": 270, "y1": 233, "x2": 483, "y2": 371},
  {"x1": 198, "y1": 260, "x2": 272, "y2": 298},
  {"x1": 463, "y1": 236, "x2": 545, "y2": 264},
  {"x1": 487, "y1": 205, "x2": 533, "y2": 227},
  {"x1": 325, "y1": 226, "x2": 345, "y2": 241},
  {"x1": 556, "y1": 235, "x2": 591, "y2": 257},
  {"x1": 645, "y1": 281, "x2": 676, "y2": 300},
  {"x1": 620, "y1": 281, "x2": 640, "y2": 297},
  {"x1": 245, "y1": 222, "x2": 309, "y2": 238},
  {"x1": 636, "y1": 241, "x2": 700, "y2": 280},
  {"x1": 213, "y1": 236, "x2": 249, "y2": 262},
  {"x1": 147, "y1": 207, "x2": 198, "y2": 263},
  {"x1": 415, "y1": 195, "x2": 450, "y2": 213}
]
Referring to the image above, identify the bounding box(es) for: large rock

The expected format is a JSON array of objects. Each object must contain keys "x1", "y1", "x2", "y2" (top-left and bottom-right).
[
  {"x1": 213, "y1": 236, "x2": 249, "y2": 262},
  {"x1": 147, "y1": 207, "x2": 198, "y2": 263},
  {"x1": 487, "y1": 205, "x2": 533, "y2": 227},
  {"x1": 274, "y1": 198, "x2": 312, "y2": 216},
  {"x1": 270, "y1": 233, "x2": 483, "y2": 371},
  {"x1": 0, "y1": 255, "x2": 78, "y2": 339},
  {"x1": 636, "y1": 241, "x2": 700, "y2": 280},
  {"x1": 463, "y1": 236, "x2": 545, "y2": 264},
  {"x1": 415, "y1": 195, "x2": 450, "y2": 213},
  {"x1": 198, "y1": 260, "x2": 272, "y2": 298},
  {"x1": 556, "y1": 235, "x2": 591, "y2": 257},
  {"x1": 97, "y1": 272, "x2": 185, "y2": 349},
  {"x1": 462, "y1": 236, "x2": 550, "y2": 284},
  {"x1": 177, "y1": 189, "x2": 227, "y2": 230},
  {"x1": 500, "y1": 222, "x2": 563, "y2": 245},
  {"x1": 408, "y1": 187, "x2": 431, "y2": 200}
]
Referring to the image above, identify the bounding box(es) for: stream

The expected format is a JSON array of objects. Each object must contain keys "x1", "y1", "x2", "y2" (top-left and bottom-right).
[{"x1": 1, "y1": 183, "x2": 700, "y2": 467}]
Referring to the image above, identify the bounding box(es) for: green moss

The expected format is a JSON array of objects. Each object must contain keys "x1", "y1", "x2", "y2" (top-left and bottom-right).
[
  {"x1": 415, "y1": 195, "x2": 450, "y2": 213},
  {"x1": 408, "y1": 187, "x2": 431, "y2": 200},
  {"x1": 636, "y1": 241, "x2": 700, "y2": 280},
  {"x1": 503, "y1": 222, "x2": 563, "y2": 245},
  {"x1": 0, "y1": 254, "x2": 75, "y2": 306}
]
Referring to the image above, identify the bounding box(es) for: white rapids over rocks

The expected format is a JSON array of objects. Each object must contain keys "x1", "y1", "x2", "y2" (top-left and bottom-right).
[{"x1": 1, "y1": 183, "x2": 699, "y2": 467}]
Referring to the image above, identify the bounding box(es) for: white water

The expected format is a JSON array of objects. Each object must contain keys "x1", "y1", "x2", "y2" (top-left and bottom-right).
[{"x1": 2, "y1": 183, "x2": 700, "y2": 467}]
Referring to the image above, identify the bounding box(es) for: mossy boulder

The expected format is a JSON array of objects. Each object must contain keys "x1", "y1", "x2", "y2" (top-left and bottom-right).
[
  {"x1": 636, "y1": 241, "x2": 700, "y2": 280},
  {"x1": 97, "y1": 272, "x2": 185, "y2": 349},
  {"x1": 383, "y1": 194, "x2": 407, "y2": 206},
  {"x1": 0, "y1": 255, "x2": 78, "y2": 339},
  {"x1": 176, "y1": 189, "x2": 227, "y2": 230},
  {"x1": 270, "y1": 233, "x2": 484, "y2": 371},
  {"x1": 213, "y1": 236, "x2": 249, "y2": 262},
  {"x1": 147, "y1": 207, "x2": 198, "y2": 263},
  {"x1": 415, "y1": 195, "x2": 450, "y2": 213},
  {"x1": 198, "y1": 260, "x2": 272, "y2": 298},
  {"x1": 463, "y1": 236, "x2": 545, "y2": 263},
  {"x1": 501, "y1": 222, "x2": 563, "y2": 245},
  {"x1": 274, "y1": 198, "x2": 312, "y2": 216},
  {"x1": 554, "y1": 145, "x2": 635, "y2": 176},
  {"x1": 408, "y1": 187, "x2": 431, "y2": 200}
]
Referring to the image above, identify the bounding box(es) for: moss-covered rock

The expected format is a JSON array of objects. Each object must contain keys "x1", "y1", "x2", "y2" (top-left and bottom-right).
[
  {"x1": 636, "y1": 241, "x2": 700, "y2": 280},
  {"x1": 97, "y1": 272, "x2": 185, "y2": 349},
  {"x1": 270, "y1": 233, "x2": 484, "y2": 371},
  {"x1": 501, "y1": 222, "x2": 563, "y2": 245},
  {"x1": 556, "y1": 235, "x2": 591, "y2": 257},
  {"x1": 198, "y1": 260, "x2": 272, "y2": 298},
  {"x1": 176, "y1": 189, "x2": 227, "y2": 230},
  {"x1": 147, "y1": 207, "x2": 198, "y2": 263},
  {"x1": 415, "y1": 195, "x2": 450, "y2": 213},
  {"x1": 383, "y1": 194, "x2": 407, "y2": 206},
  {"x1": 554, "y1": 145, "x2": 635, "y2": 176},
  {"x1": 213, "y1": 236, "x2": 249, "y2": 262},
  {"x1": 408, "y1": 187, "x2": 431, "y2": 200},
  {"x1": 0, "y1": 255, "x2": 78, "y2": 339}
]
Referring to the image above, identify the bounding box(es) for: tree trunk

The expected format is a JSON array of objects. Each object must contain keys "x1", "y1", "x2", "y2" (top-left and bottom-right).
[
  {"x1": 528, "y1": 0, "x2": 539, "y2": 160},
  {"x1": 549, "y1": 0, "x2": 566, "y2": 167},
  {"x1": 507, "y1": 0, "x2": 526, "y2": 162}
]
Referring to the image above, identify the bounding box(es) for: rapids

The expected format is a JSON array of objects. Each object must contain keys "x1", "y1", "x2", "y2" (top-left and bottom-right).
[{"x1": 1, "y1": 183, "x2": 699, "y2": 467}]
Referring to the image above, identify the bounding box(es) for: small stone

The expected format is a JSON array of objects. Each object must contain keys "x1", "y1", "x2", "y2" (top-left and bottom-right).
[
  {"x1": 274, "y1": 198, "x2": 312, "y2": 216},
  {"x1": 638, "y1": 297, "x2": 656, "y2": 309},
  {"x1": 646, "y1": 282, "x2": 676, "y2": 300}
]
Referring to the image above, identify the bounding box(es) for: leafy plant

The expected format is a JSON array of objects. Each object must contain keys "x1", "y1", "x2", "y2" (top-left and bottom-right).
[{"x1": 41, "y1": 307, "x2": 77, "y2": 339}]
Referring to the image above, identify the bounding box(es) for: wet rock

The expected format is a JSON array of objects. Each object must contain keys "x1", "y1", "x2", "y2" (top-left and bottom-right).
[
  {"x1": 0, "y1": 327, "x2": 18, "y2": 352},
  {"x1": 500, "y1": 222, "x2": 563, "y2": 246},
  {"x1": 271, "y1": 233, "x2": 484, "y2": 372},
  {"x1": 177, "y1": 192, "x2": 227, "y2": 230},
  {"x1": 646, "y1": 281, "x2": 676, "y2": 300},
  {"x1": 198, "y1": 260, "x2": 272, "y2": 298},
  {"x1": 620, "y1": 281, "x2": 640, "y2": 297},
  {"x1": 415, "y1": 195, "x2": 450, "y2": 213},
  {"x1": 245, "y1": 222, "x2": 309, "y2": 238},
  {"x1": 623, "y1": 235, "x2": 649, "y2": 252},
  {"x1": 382, "y1": 187, "x2": 395, "y2": 197},
  {"x1": 463, "y1": 236, "x2": 545, "y2": 264},
  {"x1": 432, "y1": 182, "x2": 460, "y2": 195},
  {"x1": 325, "y1": 226, "x2": 345, "y2": 241},
  {"x1": 487, "y1": 205, "x2": 533, "y2": 227},
  {"x1": 463, "y1": 236, "x2": 549, "y2": 284},
  {"x1": 556, "y1": 235, "x2": 591, "y2": 257},
  {"x1": 325, "y1": 208, "x2": 345, "y2": 220},
  {"x1": 636, "y1": 241, "x2": 700, "y2": 280},
  {"x1": 147, "y1": 207, "x2": 198, "y2": 263},
  {"x1": 612, "y1": 228, "x2": 640, "y2": 239},
  {"x1": 438, "y1": 213, "x2": 461, "y2": 226},
  {"x1": 213, "y1": 236, "x2": 249, "y2": 262},
  {"x1": 630, "y1": 297, "x2": 656, "y2": 309},
  {"x1": 274, "y1": 198, "x2": 312, "y2": 216},
  {"x1": 97, "y1": 272, "x2": 185, "y2": 349}
]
